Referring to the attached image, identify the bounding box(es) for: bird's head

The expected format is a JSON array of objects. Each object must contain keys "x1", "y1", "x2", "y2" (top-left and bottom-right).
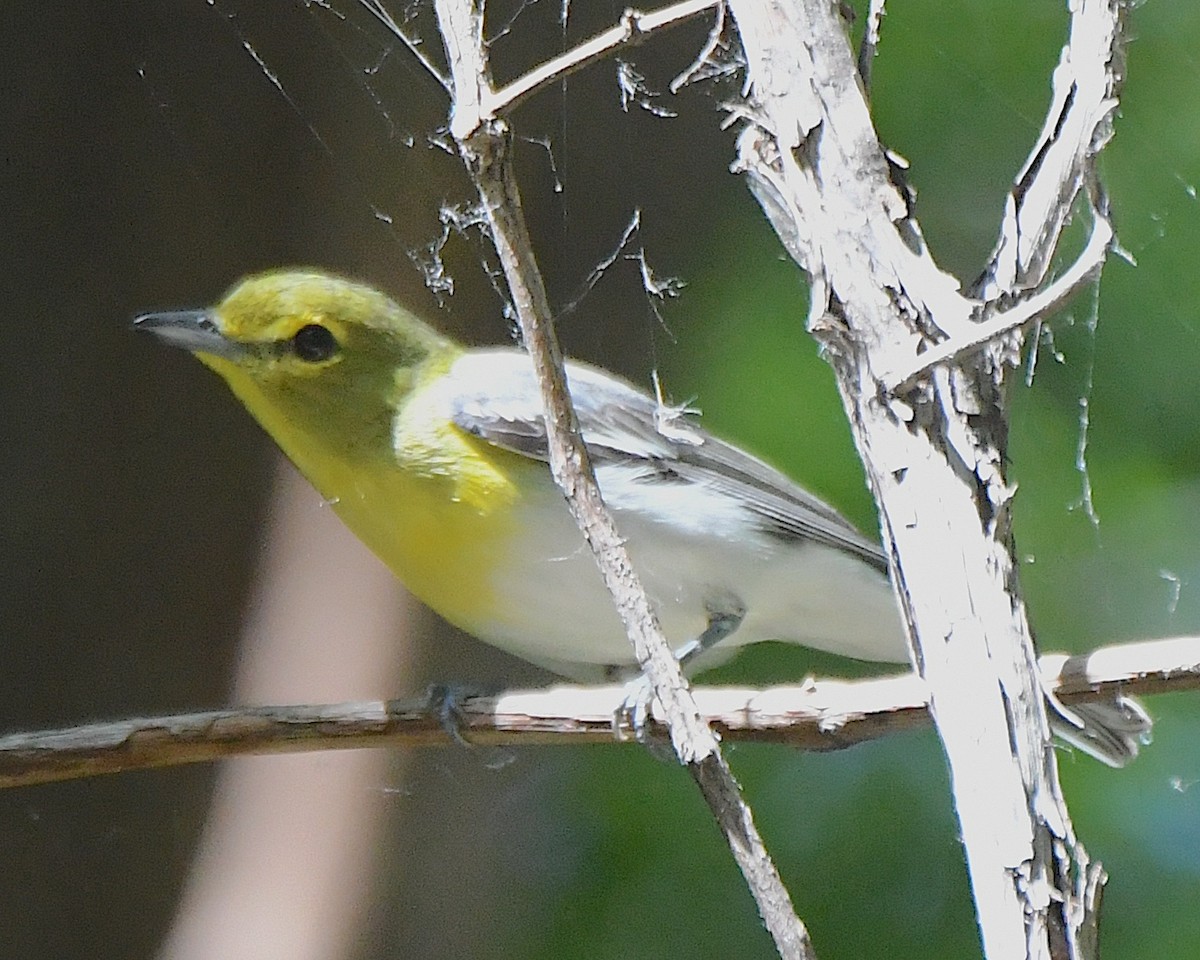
[{"x1": 136, "y1": 269, "x2": 453, "y2": 463}]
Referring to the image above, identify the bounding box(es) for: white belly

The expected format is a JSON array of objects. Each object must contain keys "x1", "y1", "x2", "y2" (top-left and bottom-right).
[{"x1": 464, "y1": 463, "x2": 908, "y2": 681}]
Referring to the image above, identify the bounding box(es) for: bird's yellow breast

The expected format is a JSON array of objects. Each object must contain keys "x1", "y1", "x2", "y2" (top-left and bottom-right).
[
  {"x1": 208, "y1": 348, "x2": 546, "y2": 634},
  {"x1": 306, "y1": 383, "x2": 544, "y2": 634}
]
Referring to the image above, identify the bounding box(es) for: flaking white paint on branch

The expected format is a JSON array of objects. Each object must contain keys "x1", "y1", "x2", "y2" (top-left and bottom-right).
[{"x1": 726, "y1": 1, "x2": 1127, "y2": 958}]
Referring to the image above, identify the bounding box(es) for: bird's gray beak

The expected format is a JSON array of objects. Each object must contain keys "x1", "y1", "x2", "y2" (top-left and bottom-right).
[{"x1": 133, "y1": 309, "x2": 244, "y2": 360}]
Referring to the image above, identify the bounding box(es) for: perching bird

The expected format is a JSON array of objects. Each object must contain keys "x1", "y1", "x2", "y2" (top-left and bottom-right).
[{"x1": 136, "y1": 269, "x2": 1149, "y2": 765}]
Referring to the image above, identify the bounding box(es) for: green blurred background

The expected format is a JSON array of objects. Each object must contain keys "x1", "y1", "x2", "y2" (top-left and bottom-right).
[{"x1": 2, "y1": 1, "x2": 1197, "y2": 958}]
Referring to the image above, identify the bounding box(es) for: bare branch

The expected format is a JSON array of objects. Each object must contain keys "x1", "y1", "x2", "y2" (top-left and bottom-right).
[
  {"x1": 670, "y1": 0, "x2": 732, "y2": 91},
  {"x1": 887, "y1": 213, "x2": 1113, "y2": 390},
  {"x1": 434, "y1": 3, "x2": 812, "y2": 956},
  {"x1": 3, "y1": 636, "x2": 1192, "y2": 790},
  {"x1": 355, "y1": 0, "x2": 452, "y2": 93},
  {"x1": 726, "y1": 1, "x2": 1128, "y2": 957},
  {"x1": 979, "y1": 0, "x2": 1123, "y2": 295},
  {"x1": 437, "y1": 0, "x2": 713, "y2": 768},
  {"x1": 489, "y1": 1, "x2": 721, "y2": 116}
]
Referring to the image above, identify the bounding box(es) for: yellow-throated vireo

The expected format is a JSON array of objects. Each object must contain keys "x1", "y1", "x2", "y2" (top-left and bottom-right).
[{"x1": 136, "y1": 269, "x2": 1149, "y2": 765}]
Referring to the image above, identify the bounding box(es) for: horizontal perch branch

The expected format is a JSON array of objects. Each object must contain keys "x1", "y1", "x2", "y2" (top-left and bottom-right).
[{"x1": 2, "y1": 635, "x2": 1195, "y2": 790}]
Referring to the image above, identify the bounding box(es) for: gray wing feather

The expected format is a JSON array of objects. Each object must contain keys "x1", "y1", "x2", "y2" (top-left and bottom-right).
[{"x1": 447, "y1": 350, "x2": 888, "y2": 571}]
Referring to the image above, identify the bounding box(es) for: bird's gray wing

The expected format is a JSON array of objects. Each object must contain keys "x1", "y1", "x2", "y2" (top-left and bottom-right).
[{"x1": 446, "y1": 349, "x2": 888, "y2": 572}]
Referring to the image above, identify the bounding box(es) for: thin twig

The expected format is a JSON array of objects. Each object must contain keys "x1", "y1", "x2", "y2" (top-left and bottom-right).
[
  {"x1": 670, "y1": 0, "x2": 729, "y2": 92},
  {"x1": 886, "y1": 213, "x2": 1113, "y2": 390},
  {"x1": 488, "y1": 0, "x2": 721, "y2": 116},
  {"x1": 435, "y1": 2, "x2": 812, "y2": 956},
  {"x1": 356, "y1": 0, "x2": 452, "y2": 93},
  {"x1": 977, "y1": 0, "x2": 1123, "y2": 295},
  {"x1": 3, "y1": 636, "x2": 1194, "y2": 790}
]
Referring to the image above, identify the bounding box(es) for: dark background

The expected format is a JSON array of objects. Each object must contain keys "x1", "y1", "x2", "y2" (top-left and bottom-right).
[{"x1": 2, "y1": 2, "x2": 1198, "y2": 958}]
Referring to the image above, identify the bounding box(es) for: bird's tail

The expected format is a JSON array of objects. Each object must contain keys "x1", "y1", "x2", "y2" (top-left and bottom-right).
[{"x1": 1048, "y1": 693, "x2": 1152, "y2": 768}]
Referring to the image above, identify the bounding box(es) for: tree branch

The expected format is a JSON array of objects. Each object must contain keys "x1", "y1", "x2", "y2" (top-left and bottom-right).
[
  {"x1": 2, "y1": 636, "x2": 1190, "y2": 790},
  {"x1": 434, "y1": 3, "x2": 812, "y2": 956},
  {"x1": 726, "y1": 1, "x2": 1127, "y2": 957},
  {"x1": 886, "y1": 214, "x2": 1113, "y2": 390},
  {"x1": 488, "y1": 1, "x2": 720, "y2": 116}
]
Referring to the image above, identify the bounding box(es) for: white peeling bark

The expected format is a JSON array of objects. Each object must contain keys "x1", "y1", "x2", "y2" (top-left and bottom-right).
[{"x1": 727, "y1": 1, "x2": 1125, "y2": 957}]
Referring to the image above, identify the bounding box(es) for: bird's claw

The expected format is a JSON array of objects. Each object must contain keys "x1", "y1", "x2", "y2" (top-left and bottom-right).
[
  {"x1": 425, "y1": 683, "x2": 477, "y2": 747},
  {"x1": 612, "y1": 676, "x2": 677, "y2": 761}
]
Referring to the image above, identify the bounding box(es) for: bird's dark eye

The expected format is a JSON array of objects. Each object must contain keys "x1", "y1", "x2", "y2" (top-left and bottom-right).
[{"x1": 291, "y1": 324, "x2": 338, "y2": 362}]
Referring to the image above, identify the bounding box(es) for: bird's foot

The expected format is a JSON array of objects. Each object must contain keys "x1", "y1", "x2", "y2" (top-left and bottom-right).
[{"x1": 425, "y1": 683, "x2": 482, "y2": 747}]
